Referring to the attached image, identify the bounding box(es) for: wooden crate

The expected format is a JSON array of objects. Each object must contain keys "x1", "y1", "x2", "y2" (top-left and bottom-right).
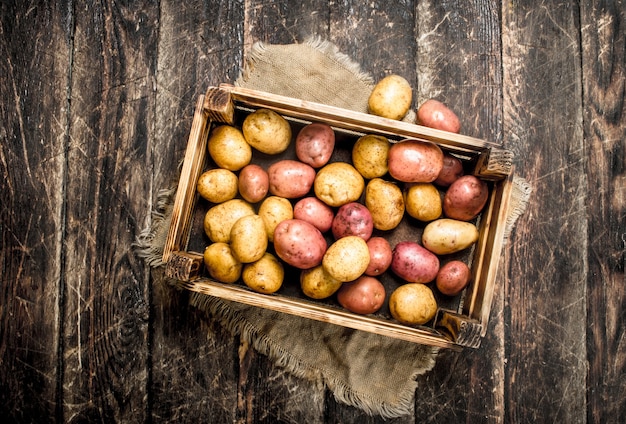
[{"x1": 162, "y1": 84, "x2": 514, "y2": 350}]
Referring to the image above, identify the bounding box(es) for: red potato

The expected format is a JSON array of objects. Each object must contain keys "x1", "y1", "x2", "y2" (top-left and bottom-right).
[
  {"x1": 436, "y1": 260, "x2": 471, "y2": 296},
  {"x1": 365, "y1": 237, "x2": 393, "y2": 276},
  {"x1": 434, "y1": 153, "x2": 464, "y2": 187},
  {"x1": 238, "y1": 164, "x2": 269, "y2": 203},
  {"x1": 336, "y1": 276, "x2": 386, "y2": 315},
  {"x1": 273, "y1": 219, "x2": 327, "y2": 269},
  {"x1": 268, "y1": 160, "x2": 316, "y2": 199},
  {"x1": 387, "y1": 140, "x2": 444, "y2": 183},
  {"x1": 295, "y1": 122, "x2": 335, "y2": 168},
  {"x1": 331, "y1": 202, "x2": 374, "y2": 240},
  {"x1": 417, "y1": 99, "x2": 461, "y2": 133},
  {"x1": 391, "y1": 241, "x2": 440, "y2": 284},
  {"x1": 293, "y1": 197, "x2": 334, "y2": 233},
  {"x1": 443, "y1": 175, "x2": 489, "y2": 221}
]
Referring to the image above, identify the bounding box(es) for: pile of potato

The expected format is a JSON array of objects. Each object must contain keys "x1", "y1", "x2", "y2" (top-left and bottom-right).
[{"x1": 197, "y1": 76, "x2": 489, "y2": 327}]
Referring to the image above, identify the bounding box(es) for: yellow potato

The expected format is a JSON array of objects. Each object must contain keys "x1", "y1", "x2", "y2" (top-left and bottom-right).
[
  {"x1": 242, "y1": 108, "x2": 292, "y2": 155},
  {"x1": 389, "y1": 283, "x2": 437, "y2": 325},
  {"x1": 203, "y1": 199, "x2": 255, "y2": 243},
  {"x1": 203, "y1": 242, "x2": 242, "y2": 283},
  {"x1": 422, "y1": 218, "x2": 479, "y2": 255},
  {"x1": 368, "y1": 75, "x2": 413, "y2": 120},
  {"x1": 207, "y1": 125, "x2": 252, "y2": 171},
  {"x1": 314, "y1": 162, "x2": 364, "y2": 207},
  {"x1": 257, "y1": 196, "x2": 293, "y2": 242},
  {"x1": 365, "y1": 178, "x2": 404, "y2": 231},
  {"x1": 242, "y1": 252, "x2": 284, "y2": 294},
  {"x1": 404, "y1": 183, "x2": 442, "y2": 222},
  {"x1": 300, "y1": 265, "x2": 343, "y2": 300},
  {"x1": 197, "y1": 168, "x2": 239, "y2": 203},
  {"x1": 322, "y1": 236, "x2": 370, "y2": 283},
  {"x1": 230, "y1": 215, "x2": 268, "y2": 263},
  {"x1": 351, "y1": 134, "x2": 390, "y2": 179}
]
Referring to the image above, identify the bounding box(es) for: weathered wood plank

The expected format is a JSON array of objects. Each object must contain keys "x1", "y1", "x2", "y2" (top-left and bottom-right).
[
  {"x1": 580, "y1": 1, "x2": 626, "y2": 422},
  {"x1": 61, "y1": 1, "x2": 158, "y2": 421},
  {"x1": 0, "y1": 1, "x2": 71, "y2": 421},
  {"x1": 148, "y1": 1, "x2": 244, "y2": 422},
  {"x1": 502, "y1": 1, "x2": 587, "y2": 422}
]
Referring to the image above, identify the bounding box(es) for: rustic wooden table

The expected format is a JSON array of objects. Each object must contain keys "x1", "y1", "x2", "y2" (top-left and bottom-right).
[{"x1": 1, "y1": 1, "x2": 624, "y2": 423}]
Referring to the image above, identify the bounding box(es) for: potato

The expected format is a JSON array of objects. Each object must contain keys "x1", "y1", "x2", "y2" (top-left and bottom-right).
[
  {"x1": 203, "y1": 242, "x2": 242, "y2": 283},
  {"x1": 258, "y1": 196, "x2": 293, "y2": 242},
  {"x1": 365, "y1": 237, "x2": 393, "y2": 276},
  {"x1": 242, "y1": 108, "x2": 292, "y2": 155},
  {"x1": 230, "y1": 214, "x2": 268, "y2": 263},
  {"x1": 391, "y1": 241, "x2": 440, "y2": 284},
  {"x1": 197, "y1": 168, "x2": 239, "y2": 203},
  {"x1": 351, "y1": 134, "x2": 389, "y2": 179},
  {"x1": 331, "y1": 202, "x2": 373, "y2": 241},
  {"x1": 238, "y1": 164, "x2": 269, "y2": 203},
  {"x1": 273, "y1": 219, "x2": 327, "y2": 269},
  {"x1": 293, "y1": 197, "x2": 334, "y2": 233},
  {"x1": 322, "y1": 236, "x2": 370, "y2": 282},
  {"x1": 436, "y1": 260, "x2": 471, "y2": 296},
  {"x1": 300, "y1": 265, "x2": 342, "y2": 300},
  {"x1": 203, "y1": 199, "x2": 255, "y2": 243},
  {"x1": 443, "y1": 175, "x2": 489, "y2": 221},
  {"x1": 242, "y1": 252, "x2": 284, "y2": 294},
  {"x1": 434, "y1": 153, "x2": 464, "y2": 187},
  {"x1": 388, "y1": 139, "x2": 444, "y2": 183},
  {"x1": 389, "y1": 283, "x2": 437, "y2": 325},
  {"x1": 314, "y1": 162, "x2": 364, "y2": 207},
  {"x1": 295, "y1": 122, "x2": 335, "y2": 168},
  {"x1": 336, "y1": 276, "x2": 386, "y2": 315},
  {"x1": 365, "y1": 178, "x2": 404, "y2": 231},
  {"x1": 268, "y1": 160, "x2": 316, "y2": 199},
  {"x1": 207, "y1": 125, "x2": 252, "y2": 171},
  {"x1": 368, "y1": 75, "x2": 413, "y2": 120},
  {"x1": 416, "y1": 99, "x2": 461, "y2": 133},
  {"x1": 404, "y1": 182, "x2": 442, "y2": 222},
  {"x1": 421, "y1": 218, "x2": 479, "y2": 255}
]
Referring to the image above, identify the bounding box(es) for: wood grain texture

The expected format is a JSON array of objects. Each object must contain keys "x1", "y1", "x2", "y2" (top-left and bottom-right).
[
  {"x1": 0, "y1": 0, "x2": 71, "y2": 421},
  {"x1": 580, "y1": 1, "x2": 626, "y2": 422},
  {"x1": 503, "y1": 1, "x2": 587, "y2": 422}
]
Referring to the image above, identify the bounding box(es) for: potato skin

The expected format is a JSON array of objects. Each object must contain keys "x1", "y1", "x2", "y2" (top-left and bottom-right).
[
  {"x1": 388, "y1": 140, "x2": 444, "y2": 183},
  {"x1": 197, "y1": 168, "x2": 239, "y2": 203},
  {"x1": 351, "y1": 134, "x2": 389, "y2": 179},
  {"x1": 208, "y1": 125, "x2": 252, "y2": 171},
  {"x1": 242, "y1": 108, "x2": 292, "y2": 155},
  {"x1": 389, "y1": 283, "x2": 437, "y2": 325},
  {"x1": 416, "y1": 99, "x2": 461, "y2": 134},
  {"x1": 203, "y1": 199, "x2": 255, "y2": 243},
  {"x1": 295, "y1": 122, "x2": 335, "y2": 168},
  {"x1": 391, "y1": 241, "x2": 440, "y2": 284},
  {"x1": 337, "y1": 276, "x2": 386, "y2": 315},
  {"x1": 365, "y1": 237, "x2": 393, "y2": 276},
  {"x1": 322, "y1": 236, "x2": 370, "y2": 282},
  {"x1": 436, "y1": 260, "x2": 471, "y2": 296},
  {"x1": 300, "y1": 265, "x2": 342, "y2": 300},
  {"x1": 243, "y1": 252, "x2": 284, "y2": 294},
  {"x1": 273, "y1": 219, "x2": 327, "y2": 269},
  {"x1": 404, "y1": 182, "x2": 442, "y2": 222},
  {"x1": 368, "y1": 75, "x2": 413, "y2": 120},
  {"x1": 422, "y1": 218, "x2": 479, "y2": 255},
  {"x1": 268, "y1": 160, "x2": 316, "y2": 199},
  {"x1": 230, "y1": 214, "x2": 268, "y2": 263},
  {"x1": 331, "y1": 202, "x2": 374, "y2": 241},
  {"x1": 238, "y1": 164, "x2": 269, "y2": 203},
  {"x1": 434, "y1": 153, "x2": 464, "y2": 187},
  {"x1": 258, "y1": 196, "x2": 293, "y2": 242},
  {"x1": 443, "y1": 175, "x2": 489, "y2": 221},
  {"x1": 365, "y1": 178, "x2": 404, "y2": 231},
  {"x1": 203, "y1": 242, "x2": 242, "y2": 283},
  {"x1": 314, "y1": 162, "x2": 365, "y2": 207},
  {"x1": 293, "y1": 197, "x2": 334, "y2": 233}
]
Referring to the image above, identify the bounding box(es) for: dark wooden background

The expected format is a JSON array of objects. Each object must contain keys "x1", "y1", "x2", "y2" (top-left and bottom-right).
[{"x1": 1, "y1": 1, "x2": 624, "y2": 422}]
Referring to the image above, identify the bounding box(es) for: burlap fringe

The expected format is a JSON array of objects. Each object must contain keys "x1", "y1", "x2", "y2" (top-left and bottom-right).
[
  {"x1": 504, "y1": 176, "x2": 532, "y2": 242},
  {"x1": 132, "y1": 187, "x2": 176, "y2": 268}
]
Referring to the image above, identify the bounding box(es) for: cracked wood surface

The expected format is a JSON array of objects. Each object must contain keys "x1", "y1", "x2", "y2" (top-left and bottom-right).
[{"x1": 1, "y1": 1, "x2": 624, "y2": 423}]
